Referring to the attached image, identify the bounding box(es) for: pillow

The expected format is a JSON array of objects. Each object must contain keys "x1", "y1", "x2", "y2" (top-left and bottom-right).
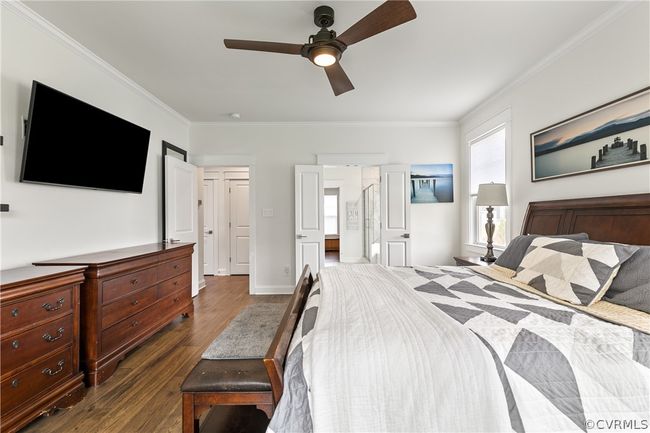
[
  {"x1": 495, "y1": 233, "x2": 589, "y2": 271},
  {"x1": 602, "y1": 244, "x2": 650, "y2": 313},
  {"x1": 514, "y1": 237, "x2": 638, "y2": 306}
]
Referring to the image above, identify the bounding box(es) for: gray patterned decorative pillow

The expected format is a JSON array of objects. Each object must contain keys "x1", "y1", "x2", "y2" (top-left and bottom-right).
[{"x1": 514, "y1": 237, "x2": 639, "y2": 306}]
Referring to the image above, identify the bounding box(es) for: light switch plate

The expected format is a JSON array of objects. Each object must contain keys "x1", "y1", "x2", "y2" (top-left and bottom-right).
[{"x1": 262, "y1": 208, "x2": 274, "y2": 217}]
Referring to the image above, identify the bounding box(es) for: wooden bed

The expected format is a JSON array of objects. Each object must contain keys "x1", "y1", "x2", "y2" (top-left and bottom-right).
[
  {"x1": 182, "y1": 193, "x2": 649, "y2": 431},
  {"x1": 521, "y1": 193, "x2": 650, "y2": 245}
]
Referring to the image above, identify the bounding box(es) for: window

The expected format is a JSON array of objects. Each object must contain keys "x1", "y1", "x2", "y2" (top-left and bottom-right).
[
  {"x1": 470, "y1": 126, "x2": 507, "y2": 247},
  {"x1": 324, "y1": 189, "x2": 339, "y2": 236}
]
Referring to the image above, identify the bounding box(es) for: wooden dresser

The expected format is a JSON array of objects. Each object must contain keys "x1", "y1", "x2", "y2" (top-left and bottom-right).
[
  {"x1": 35, "y1": 243, "x2": 194, "y2": 386},
  {"x1": 0, "y1": 265, "x2": 86, "y2": 433}
]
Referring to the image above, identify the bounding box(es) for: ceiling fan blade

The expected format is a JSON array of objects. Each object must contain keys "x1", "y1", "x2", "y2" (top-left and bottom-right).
[
  {"x1": 336, "y1": 1, "x2": 416, "y2": 47},
  {"x1": 325, "y1": 63, "x2": 355, "y2": 96},
  {"x1": 224, "y1": 39, "x2": 303, "y2": 55}
]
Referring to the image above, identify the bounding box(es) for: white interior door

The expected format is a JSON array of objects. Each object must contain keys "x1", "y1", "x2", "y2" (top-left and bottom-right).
[
  {"x1": 165, "y1": 155, "x2": 199, "y2": 296},
  {"x1": 203, "y1": 180, "x2": 215, "y2": 275},
  {"x1": 380, "y1": 165, "x2": 411, "y2": 267},
  {"x1": 229, "y1": 179, "x2": 250, "y2": 275},
  {"x1": 295, "y1": 165, "x2": 324, "y2": 281}
]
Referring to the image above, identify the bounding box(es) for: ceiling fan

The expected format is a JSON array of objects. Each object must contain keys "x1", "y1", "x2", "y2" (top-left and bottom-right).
[{"x1": 223, "y1": 1, "x2": 417, "y2": 96}]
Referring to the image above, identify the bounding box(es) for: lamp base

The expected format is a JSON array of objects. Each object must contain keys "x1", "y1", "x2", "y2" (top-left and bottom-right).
[{"x1": 480, "y1": 255, "x2": 497, "y2": 263}]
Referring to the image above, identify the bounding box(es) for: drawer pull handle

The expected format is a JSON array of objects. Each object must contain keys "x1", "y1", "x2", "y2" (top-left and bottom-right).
[
  {"x1": 173, "y1": 281, "x2": 178, "y2": 286},
  {"x1": 131, "y1": 300, "x2": 139, "y2": 306},
  {"x1": 42, "y1": 360, "x2": 65, "y2": 376},
  {"x1": 131, "y1": 279, "x2": 139, "y2": 285},
  {"x1": 174, "y1": 297, "x2": 180, "y2": 303},
  {"x1": 11, "y1": 340, "x2": 19, "y2": 349},
  {"x1": 43, "y1": 327, "x2": 65, "y2": 342},
  {"x1": 11, "y1": 379, "x2": 19, "y2": 388},
  {"x1": 173, "y1": 265, "x2": 179, "y2": 269},
  {"x1": 11, "y1": 308, "x2": 19, "y2": 317},
  {"x1": 42, "y1": 298, "x2": 65, "y2": 312},
  {"x1": 131, "y1": 320, "x2": 139, "y2": 327}
]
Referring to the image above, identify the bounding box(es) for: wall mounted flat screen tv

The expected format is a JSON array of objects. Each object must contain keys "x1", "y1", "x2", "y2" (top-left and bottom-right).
[{"x1": 20, "y1": 81, "x2": 151, "y2": 193}]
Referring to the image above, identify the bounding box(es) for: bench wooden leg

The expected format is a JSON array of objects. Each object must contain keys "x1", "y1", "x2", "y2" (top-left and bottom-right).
[
  {"x1": 182, "y1": 393, "x2": 199, "y2": 433},
  {"x1": 256, "y1": 404, "x2": 274, "y2": 419}
]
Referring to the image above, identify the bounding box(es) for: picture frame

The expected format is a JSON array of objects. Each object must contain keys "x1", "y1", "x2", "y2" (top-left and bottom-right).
[
  {"x1": 410, "y1": 164, "x2": 454, "y2": 203},
  {"x1": 530, "y1": 87, "x2": 650, "y2": 182}
]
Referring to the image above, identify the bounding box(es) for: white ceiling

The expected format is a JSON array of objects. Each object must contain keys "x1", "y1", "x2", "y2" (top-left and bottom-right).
[{"x1": 26, "y1": 1, "x2": 619, "y2": 122}]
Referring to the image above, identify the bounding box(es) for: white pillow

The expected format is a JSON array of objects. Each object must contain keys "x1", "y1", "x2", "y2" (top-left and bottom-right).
[{"x1": 514, "y1": 237, "x2": 638, "y2": 306}]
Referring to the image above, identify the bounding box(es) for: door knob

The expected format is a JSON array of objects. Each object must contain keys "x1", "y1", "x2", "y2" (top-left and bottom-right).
[
  {"x1": 207, "y1": 230, "x2": 213, "y2": 234},
  {"x1": 296, "y1": 234, "x2": 307, "y2": 239},
  {"x1": 401, "y1": 233, "x2": 411, "y2": 239}
]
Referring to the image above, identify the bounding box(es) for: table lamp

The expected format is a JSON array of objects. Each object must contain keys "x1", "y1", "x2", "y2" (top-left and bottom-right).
[{"x1": 476, "y1": 183, "x2": 508, "y2": 262}]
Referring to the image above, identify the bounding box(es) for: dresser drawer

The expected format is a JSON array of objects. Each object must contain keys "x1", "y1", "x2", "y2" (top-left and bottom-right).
[
  {"x1": 102, "y1": 285, "x2": 157, "y2": 329},
  {"x1": 1, "y1": 314, "x2": 73, "y2": 374},
  {"x1": 1, "y1": 286, "x2": 73, "y2": 335},
  {"x1": 102, "y1": 267, "x2": 157, "y2": 304},
  {"x1": 157, "y1": 272, "x2": 190, "y2": 300},
  {"x1": 158, "y1": 257, "x2": 191, "y2": 282},
  {"x1": 1, "y1": 348, "x2": 73, "y2": 414},
  {"x1": 160, "y1": 286, "x2": 191, "y2": 313},
  {"x1": 101, "y1": 302, "x2": 159, "y2": 355}
]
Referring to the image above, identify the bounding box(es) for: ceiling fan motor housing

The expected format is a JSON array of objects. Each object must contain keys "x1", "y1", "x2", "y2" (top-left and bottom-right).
[{"x1": 314, "y1": 5, "x2": 335, "y2": 28}]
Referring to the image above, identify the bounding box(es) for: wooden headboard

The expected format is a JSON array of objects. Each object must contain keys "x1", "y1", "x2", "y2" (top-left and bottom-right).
[{"x1": 521, "y1": 193, "x2": 650, "y2": 246}]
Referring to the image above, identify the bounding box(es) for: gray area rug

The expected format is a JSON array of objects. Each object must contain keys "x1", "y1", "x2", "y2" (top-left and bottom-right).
[{"x1": 202, "y1": 302, "x2": 287, "y2": 360}]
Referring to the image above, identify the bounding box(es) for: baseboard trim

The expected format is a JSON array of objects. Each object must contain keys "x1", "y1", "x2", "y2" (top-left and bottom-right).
[{"x1": 252, "y1": 285, "x2": 294, "y2": 295}]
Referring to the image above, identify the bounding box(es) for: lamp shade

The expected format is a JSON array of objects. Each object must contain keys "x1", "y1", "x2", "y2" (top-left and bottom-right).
[{"x1": 476, "y1": 183, "x2": 508, "y2": 206}]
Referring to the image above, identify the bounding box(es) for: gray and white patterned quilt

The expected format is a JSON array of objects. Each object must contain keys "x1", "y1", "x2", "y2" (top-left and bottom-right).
[{"x1": 269, "y1": 264, "x2": 650, "y2": 433}]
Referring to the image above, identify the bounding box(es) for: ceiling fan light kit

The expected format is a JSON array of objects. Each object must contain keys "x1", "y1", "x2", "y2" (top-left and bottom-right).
[{"x1": 223, "y1": 1, "x2": 416, "y2": 96}]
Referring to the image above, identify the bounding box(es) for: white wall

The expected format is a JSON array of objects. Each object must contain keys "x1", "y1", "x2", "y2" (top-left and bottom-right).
[
  {"x1": 459, "y1": 3, "x2": 650, "y2": 256},
  {"x1": 1, "y1": 5, "x2": 190, "y2": 269},
  {"x1": 191, "y1": 123, "x2": 460, "y2": 292}
]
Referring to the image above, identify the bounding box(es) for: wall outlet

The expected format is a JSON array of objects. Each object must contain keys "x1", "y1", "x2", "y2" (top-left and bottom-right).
[
  {"x1": 283, "y1": 266, "x2": 290, "y2": 276},
  {"x1": 262, "y1": 208, "x2": 274, "y2": 217}
]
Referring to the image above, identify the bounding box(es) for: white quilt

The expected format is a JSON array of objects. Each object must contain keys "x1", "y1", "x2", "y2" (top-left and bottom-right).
[{"x1": 269, "y1": 264, "x2": 650, "y2": 433}]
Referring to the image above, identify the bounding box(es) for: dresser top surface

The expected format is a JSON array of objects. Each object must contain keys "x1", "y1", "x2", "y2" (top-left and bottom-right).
[
  {"x1": 33, "y1": 242, "x2": 194, "y2": 267},
  {"x1": 1, "y1": 265, "x2": 86, "y2": 288}
]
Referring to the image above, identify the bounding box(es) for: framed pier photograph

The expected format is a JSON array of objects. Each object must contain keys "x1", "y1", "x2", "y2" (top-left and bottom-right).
[
  {"x1": 530, "y1": 87, "x2": 650, "y2": 182},
  {"x1": 410, "y1": 164, "x2": 454, "y2": 203}
]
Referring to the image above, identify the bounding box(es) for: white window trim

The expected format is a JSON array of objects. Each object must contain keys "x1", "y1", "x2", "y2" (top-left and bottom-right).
[{"x1": 465, "y1": 108, "x2": 512, "y2": 252}]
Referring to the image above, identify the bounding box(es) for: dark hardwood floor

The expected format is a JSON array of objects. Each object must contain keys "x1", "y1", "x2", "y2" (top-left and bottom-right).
[
  {"x1": 324, "y1": 250, "x2": 340, "y2": 267},
  {"x1": 22, "y1": 276, "x2": 289, "y2": 433}
]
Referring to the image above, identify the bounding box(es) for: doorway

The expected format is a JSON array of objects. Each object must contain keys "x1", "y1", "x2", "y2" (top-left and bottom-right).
[
  {"x1": 324, "y1": 188, "x2": 340, "y2": 266},
  {"x1": 322, "y1": 166, "x2": 380, "y2": 267},
  {"x1": 295, "y1": 164, "x2": 411, "y2": 281},
  {"x1": 203, "y1": 167, "x2": 250, "y2": 276}
]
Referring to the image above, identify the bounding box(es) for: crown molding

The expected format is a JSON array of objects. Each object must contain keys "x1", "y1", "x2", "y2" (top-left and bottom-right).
[
  {"x1": 191, "y1": 120, "x2": 458, "y2": 128},
  {"x1": 3, "y1": 1, "x2": 190, "y2": 127},
  {"x1": 459, "y1": 1, "x2": 636, "y2": 124}
]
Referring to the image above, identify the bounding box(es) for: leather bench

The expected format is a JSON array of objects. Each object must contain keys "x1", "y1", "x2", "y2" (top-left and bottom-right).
[{"x1": 181, "y1": 267, "x2": 314, "y2": 433}]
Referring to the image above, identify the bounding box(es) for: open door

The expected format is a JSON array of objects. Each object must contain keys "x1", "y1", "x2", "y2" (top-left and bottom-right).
[
  {"x1": 165, "y1": 155, "x2": 199, "y2": 296},
  {"x1": 295, "y1": 165, "x2": 324, "y2": 281},
  {"x1": 380, "y1": 165, "x2": 411, "y2": 267},
  {"x1": 229, "y1": 179, "x2": 250, "y2": 275}
]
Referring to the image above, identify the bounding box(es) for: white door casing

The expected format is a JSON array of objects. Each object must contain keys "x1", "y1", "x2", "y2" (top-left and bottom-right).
[
  {"x1": 203, "y1": 180, "x2": 215, "y2": 275},
  {"x1": 295, "y1": 165, "x2": 324, "y2": 281},
  {"x1": 164, "y1": 155, "x2": 200, "y2": 296},
  {"x1": 380, "y1": 165, "x2": 411, "y2": 267},
  {"x1": 229, "y1": 179, "x2": 250, "y2": 275}
]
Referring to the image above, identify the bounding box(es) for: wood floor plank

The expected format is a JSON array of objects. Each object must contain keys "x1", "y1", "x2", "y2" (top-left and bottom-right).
[{"x1": 21, "y1": 276, "x2": 288, "y2": 433}]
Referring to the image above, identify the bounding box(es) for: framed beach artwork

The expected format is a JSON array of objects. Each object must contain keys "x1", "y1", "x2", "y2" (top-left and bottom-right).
[
  {"x1": 530, "y1": 87, "x2": 650, "y2": 182},
  {"x1": 410, "y1": 164, "x2": 454, "y2": 203}
]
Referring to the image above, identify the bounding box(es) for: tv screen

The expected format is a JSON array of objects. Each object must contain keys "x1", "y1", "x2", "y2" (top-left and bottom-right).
[{"x1": 20, "y1": 81, "x2": 151, "y2": 193}]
